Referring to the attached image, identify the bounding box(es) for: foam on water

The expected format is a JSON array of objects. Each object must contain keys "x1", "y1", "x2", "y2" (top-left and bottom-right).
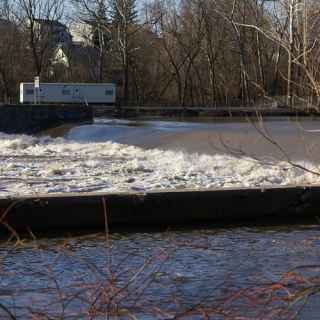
[{"x1": 0, "y1": 132, "x2": 319, "y2": 196}]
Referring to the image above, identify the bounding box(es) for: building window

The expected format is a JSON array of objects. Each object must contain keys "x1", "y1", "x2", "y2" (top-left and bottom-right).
[{"x1": 105, "y1": 89, "x2": 113, "y2": 96}]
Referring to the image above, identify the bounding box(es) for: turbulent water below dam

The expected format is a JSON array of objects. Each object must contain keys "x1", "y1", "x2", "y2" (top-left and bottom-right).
[
  {"x1": 1, "y1": 117, "x2": 320, "y2": 319},
  {"x1": 2, "y1": 117, "x2": 320, "y2": 196}
]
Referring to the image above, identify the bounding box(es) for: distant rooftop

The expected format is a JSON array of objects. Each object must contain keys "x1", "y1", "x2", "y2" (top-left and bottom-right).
[{"x1": 34, "y1": 19, "x2": 67, "y2": 28}]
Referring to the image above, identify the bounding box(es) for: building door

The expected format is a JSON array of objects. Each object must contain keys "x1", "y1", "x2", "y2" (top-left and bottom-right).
[{"x1": 73, "y1": 87, "x2": 81, "y2": 102}]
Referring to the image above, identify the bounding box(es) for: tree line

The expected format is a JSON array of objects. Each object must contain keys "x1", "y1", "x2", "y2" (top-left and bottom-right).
[{"x1": 0, "y1": 0, "x2": 320, "y2": 107}]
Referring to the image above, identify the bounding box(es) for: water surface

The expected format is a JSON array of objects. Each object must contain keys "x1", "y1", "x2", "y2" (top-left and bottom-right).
[
  {"x1": 1, "y1": 223, "x2": 320, "y2": 319},
  {"x1": 63, "y1": 117, "x2": 320, "y2": 161},
  {"x1": 2, "y1": 117, "x2": 320, "y2": 319}
]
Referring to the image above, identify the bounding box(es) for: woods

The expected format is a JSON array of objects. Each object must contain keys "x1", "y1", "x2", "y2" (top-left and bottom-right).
[{"x1": 1, "y1": 0, "x2": 320, "y2": 107}]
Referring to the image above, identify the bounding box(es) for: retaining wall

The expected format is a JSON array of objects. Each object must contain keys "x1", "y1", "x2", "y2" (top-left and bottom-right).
[
  {"x1": 93, "y1": 105, "x2": 318, "y2": 118},
  {"x1": 0, "y1": 185, "x2": 319, "y2": 232},
  {"x1": 0, "y1": 104, "x2": 93, "y2": 134}
]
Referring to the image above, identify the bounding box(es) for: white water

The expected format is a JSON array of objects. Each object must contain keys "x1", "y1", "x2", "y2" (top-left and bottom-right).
[{"x1": 0, "y1": 132, "x2": 319, "y2": 196}]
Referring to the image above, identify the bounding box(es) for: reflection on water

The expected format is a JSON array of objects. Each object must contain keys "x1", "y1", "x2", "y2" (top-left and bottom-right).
[{"x1": 1, "y1": 223, "x2": 320, "y2": 319}]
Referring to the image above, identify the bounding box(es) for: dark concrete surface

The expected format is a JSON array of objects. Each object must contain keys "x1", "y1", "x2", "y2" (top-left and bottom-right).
[
  {"x1": 93, "y1": 105, "x2": 319, "y2": 118},
  {"x1": 0, "y1": 185, "x2": 319, "y2": 232},
  {"x1": 0, "y1": 104, "x2": 93, "y2": 134}
]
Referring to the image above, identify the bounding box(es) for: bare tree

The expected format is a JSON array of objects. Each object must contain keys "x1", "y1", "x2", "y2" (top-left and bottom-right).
[
  {"x1": 14, "y1": 0, "x2": 65, "y2": 78},
  {"x1": 0, "y1": 0, "x2": 28, "y2": 102},
  {"x1": 223, "y1": 0, "x2": 320, "y2": 108},
  {"x1": 71, "y1": 0, "x2": 112, "y2": 82},
  {"x1": 110, "y1": 0, "x2": 139, "y2": 105}
]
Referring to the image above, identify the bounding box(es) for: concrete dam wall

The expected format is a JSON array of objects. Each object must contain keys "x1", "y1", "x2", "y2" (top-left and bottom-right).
[
  {"x1": 0, "y1": 185, "x2": 318, "y2": 232},
  {"x1": 0, "y1": 104, "x2": 93, "y2": 134}
]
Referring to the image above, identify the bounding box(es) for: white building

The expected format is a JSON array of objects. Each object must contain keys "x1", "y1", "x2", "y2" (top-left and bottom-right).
[{"x1": 69, "y1": 21, "x2": 94, "y2": 46}]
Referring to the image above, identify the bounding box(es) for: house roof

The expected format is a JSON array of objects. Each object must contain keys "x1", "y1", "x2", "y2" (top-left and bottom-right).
[{"x1": 34, "y1": 19, "x2": 67, "y2": 28}]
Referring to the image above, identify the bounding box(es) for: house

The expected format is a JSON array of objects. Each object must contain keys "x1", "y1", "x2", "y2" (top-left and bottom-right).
[
  {"x1": 51, "y1": 43, "x2": 100, "y2": 81},
  {"x1": 52, "y1": 44, "x2": 70, "y2": 67},
  {"x1": 32, "y1": 19, "x2": 73, "y2": 48}
]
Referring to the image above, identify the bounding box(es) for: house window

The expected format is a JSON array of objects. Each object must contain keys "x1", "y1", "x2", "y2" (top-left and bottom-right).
[
  {"x1": 105, "y1": 89, "x2": 113, "y2": 96},
  {"x1": 26, "y1": 89, "x2": 34, "y2": 95}
]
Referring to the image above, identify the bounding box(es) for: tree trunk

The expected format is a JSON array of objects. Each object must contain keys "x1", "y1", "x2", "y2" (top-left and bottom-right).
[{"x1": 287, "y1": 0, "x2": 294, "y2": 108}]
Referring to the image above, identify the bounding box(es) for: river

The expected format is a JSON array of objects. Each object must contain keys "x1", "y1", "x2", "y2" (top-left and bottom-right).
[
  {"x1": 1, "y1": 117, "x2": 320, "y2": 319},
  {"x1": 65, "y1": 117, "x2": 320, "y2": 160}
]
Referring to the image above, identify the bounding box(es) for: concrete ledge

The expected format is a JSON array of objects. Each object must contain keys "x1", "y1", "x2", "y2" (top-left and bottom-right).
[
  {"x1": 0, "y1": 104, "x2": 93, "y2": 134},
  {"x1": 0, "y1": 185, "x2": 319, "y2": 232},
  {"x1": 93, "y1": 106, "x2": 319, "y2": 118}
]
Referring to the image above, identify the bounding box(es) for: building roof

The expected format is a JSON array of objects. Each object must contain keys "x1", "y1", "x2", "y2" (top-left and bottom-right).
[{"x1": 34, "y1": 19, "x2": 67, "y2": 28}]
